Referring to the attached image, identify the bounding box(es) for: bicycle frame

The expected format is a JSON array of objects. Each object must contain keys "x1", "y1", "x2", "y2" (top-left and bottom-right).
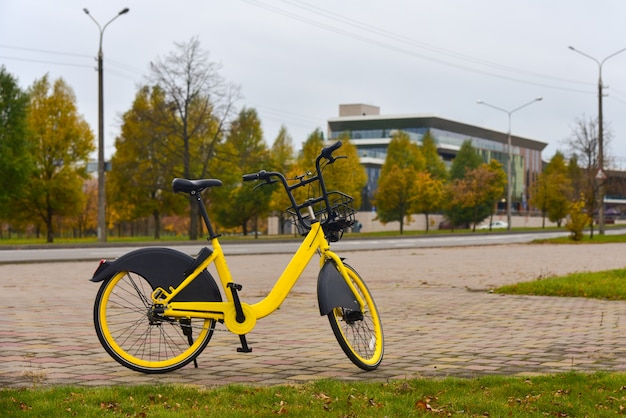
[{"x1": 153, "y1": 220, "x2": 365, "y2": 336}]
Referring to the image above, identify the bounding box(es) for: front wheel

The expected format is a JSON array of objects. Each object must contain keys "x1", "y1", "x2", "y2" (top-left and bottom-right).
[
  {"x1": 94, "y1": 271, "x2": 216, "y2": 374},
  {"x1": 327, "y1": 264, "x2": 383, "y2": 370}
]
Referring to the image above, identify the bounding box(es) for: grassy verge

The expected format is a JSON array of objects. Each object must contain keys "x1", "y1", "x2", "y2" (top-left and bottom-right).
[
  {"x1": 533, "y1": 232, "x2": 626, "y2": 244},
  {"x1": 3, "y1": 372, "x2": 626, "y2": 417},
  {"x1": 495, "y1": 268, "x2": 626, "y2": 300}
]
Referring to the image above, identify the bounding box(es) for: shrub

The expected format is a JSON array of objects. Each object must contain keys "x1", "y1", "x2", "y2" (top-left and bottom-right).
[{"x1": 565, "y1": 196, "x2": 590, "y2": 241}]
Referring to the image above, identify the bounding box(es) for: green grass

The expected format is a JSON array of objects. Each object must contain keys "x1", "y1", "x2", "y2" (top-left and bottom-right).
[
  {"x1": 495, "y1": 268, "x2": 626, "y2": 300},
  {"x1": 496, "y1": 227, "x2": 626, "y2": 298},
  {"x1": 2, "y1": 372, "x2": 626, "y2": 417},
  {"x1": 533, "y1": 232, "x2": 626, "y2": 244}
]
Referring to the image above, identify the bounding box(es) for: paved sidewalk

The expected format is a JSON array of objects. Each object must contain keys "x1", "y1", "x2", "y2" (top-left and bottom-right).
[{"x1": 1, "y1": 243, "x2": 626, "y2": 388}]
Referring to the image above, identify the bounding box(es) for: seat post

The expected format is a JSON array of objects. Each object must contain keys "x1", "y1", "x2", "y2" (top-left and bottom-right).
[{"x1": 192, "y1": 191, "x2": 219, "y2": 239}]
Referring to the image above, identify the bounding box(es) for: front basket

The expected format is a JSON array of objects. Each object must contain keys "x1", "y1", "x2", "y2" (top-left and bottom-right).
[{"x1": 287, "y1": 192, "x2": 356, "y2": 240}]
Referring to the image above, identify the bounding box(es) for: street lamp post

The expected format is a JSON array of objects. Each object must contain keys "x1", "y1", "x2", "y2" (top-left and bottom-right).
[
  {"x1": 568, "y1": 46, "x2": 626, "y2": 235},
  {"x1": 477, "y1": 97, "x2": 543, "y2": 231},
  {"x1": 84, "y1": 7, "x2": 129, "y2": 242}
]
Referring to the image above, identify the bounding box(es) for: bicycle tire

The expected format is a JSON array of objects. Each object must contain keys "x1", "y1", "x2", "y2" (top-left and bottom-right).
[
  {"x1": 327, "y1": 263, "x2": 384, "y2": 370},
  {"x1": 94, "y1": 270, "x2": 216, "y2": 374}
]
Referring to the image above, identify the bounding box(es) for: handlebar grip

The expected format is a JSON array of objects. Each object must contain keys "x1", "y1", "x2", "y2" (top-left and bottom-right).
[
  {"x1": 242, "y1": 173, "x2": 260, "y2": 182},
  {"x1": 242, "y1": 170, "x2": 268, "y2": 182},
  {"x1": 320, "y1": 140, "x2": 342, "y2": 160}
]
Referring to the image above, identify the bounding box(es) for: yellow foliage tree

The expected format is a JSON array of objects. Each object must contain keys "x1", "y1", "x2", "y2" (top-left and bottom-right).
[
  {"x1": 410, "y1": 171, "x2": 445, "y2": 233},
  {"x1": 22, "y1": 75, "x2": 94, "y2": 242},
  {"x1": 374, "y1": 131, "x2": 425, "y2": 234}
]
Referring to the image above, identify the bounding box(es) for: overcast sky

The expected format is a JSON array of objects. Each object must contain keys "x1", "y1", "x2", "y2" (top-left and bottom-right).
[{"x1": 3, "y1": 0, "x2": 626, "y2": 167}]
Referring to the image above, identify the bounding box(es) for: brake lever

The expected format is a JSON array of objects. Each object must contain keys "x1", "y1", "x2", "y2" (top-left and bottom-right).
[
  {"x1": 328, "y1": 155, "x2": 347, "y2": 164},
  {"x1": 253, "y1": 179, "x2": 278, "y2": 191}
]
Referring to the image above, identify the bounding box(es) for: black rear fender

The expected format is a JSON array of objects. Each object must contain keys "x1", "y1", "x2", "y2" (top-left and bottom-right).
[
  {"x1": 317, "y1": 260, "x2": 360, "y2": 316},
  {"x1": 90, "y1": 247, "x2": 222, "y2": 303}
]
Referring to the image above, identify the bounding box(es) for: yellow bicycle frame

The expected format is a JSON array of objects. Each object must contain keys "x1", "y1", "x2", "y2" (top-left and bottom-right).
[{"x1": 153, "y1": 221, "x2": 365, "y2": 335}]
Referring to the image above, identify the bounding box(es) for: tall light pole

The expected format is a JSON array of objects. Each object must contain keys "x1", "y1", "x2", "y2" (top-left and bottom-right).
[
  {"x1": 568, "y1": 46, "x2": 626, "y2": 235},
  {"x1": 477, "y1": 97, "x2": 543, "y2": 231},
  {"x1": 84, "y1": 7, "x2": 129, "y2": 242}
]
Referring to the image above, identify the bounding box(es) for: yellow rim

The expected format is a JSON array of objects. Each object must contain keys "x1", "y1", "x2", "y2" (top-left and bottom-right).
[
  {"x1": 333, "y1": 269, "x2": 383, "y2": 365},
  {"x1": 98, "y1": 272, "x2": 212, "y2": 369}
]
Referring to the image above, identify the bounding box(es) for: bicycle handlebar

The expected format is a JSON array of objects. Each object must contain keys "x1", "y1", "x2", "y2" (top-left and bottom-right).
[
  {"x1": 319, "y1": 140, "x2": 342, "y2": 162},
  {"x1": 240, "y1": 140, "x2": 344, "y2": 229},
  {"x1": 242, "y1": 170, "x2": 268, "y2": 182},
  {"x1": 242, "y1": 140, "x2": 343, "y2": 184}
]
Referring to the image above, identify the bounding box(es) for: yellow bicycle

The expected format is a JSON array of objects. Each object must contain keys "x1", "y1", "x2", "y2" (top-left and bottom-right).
[{"x1": 91, "y1": 141, "x2": 384, "y2": 373}]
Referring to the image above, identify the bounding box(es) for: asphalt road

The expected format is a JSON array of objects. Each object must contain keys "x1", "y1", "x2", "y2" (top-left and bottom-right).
[{"x1": 0, "y1": 229, "x2": 583, "y2": 263}]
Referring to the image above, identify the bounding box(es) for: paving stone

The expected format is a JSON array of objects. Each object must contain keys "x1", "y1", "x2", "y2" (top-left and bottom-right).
[{"x1": 2, "y1": 244, "x2": 626, "y2": 388}]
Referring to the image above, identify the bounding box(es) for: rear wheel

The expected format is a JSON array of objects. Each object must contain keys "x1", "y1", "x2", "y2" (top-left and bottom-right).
[
  {"x1": 94, "y1": 271, "x2": 215, "y2": 374},
  {"x1": 327, "y1": 264, "x2": 383, "y2": 370}
]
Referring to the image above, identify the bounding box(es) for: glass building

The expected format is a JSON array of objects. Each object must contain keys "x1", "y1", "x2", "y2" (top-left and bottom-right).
[{"x1": 327, "y1": 104, "x2": 547, "y2": 211}]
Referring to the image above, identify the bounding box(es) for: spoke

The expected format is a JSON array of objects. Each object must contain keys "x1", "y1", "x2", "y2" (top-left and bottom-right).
[{"x1": 120, "y1": 273, "x2": 152, "y2": 307}]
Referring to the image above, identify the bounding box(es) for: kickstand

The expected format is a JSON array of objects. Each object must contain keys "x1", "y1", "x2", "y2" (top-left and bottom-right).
[
  {"x1": 237, "y1": 334, "x2": 253, "y2": 353},
  {"x1": 185, "y1": 333, "x2": 199, "y2": 368},
  {"x1": 181, "y1": 320, "x2": 199, "y2": 368}
]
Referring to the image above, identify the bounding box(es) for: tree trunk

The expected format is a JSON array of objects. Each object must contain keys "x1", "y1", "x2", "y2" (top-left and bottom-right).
[
  {"x1": 153, "y1": 209, "x2": 161, "y2": 240},
  {"x1": 46, "y1": 208, "x2": 54, "y2": 243}
]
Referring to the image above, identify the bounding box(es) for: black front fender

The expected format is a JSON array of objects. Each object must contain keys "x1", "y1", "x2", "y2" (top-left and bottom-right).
[
  {"x1": 317, "y1": 260, "x2": 360, "y2": 316},
  {"x1": 90, "y1": 247, "x2": 221, "y2": 303}
]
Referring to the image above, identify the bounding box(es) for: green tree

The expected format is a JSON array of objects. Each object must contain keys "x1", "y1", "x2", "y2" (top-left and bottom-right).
[
  {"x1": 148, "y1": 37, "x2": 240, "y2": 240},
  {"x1": 421, "y1": 130, "x2": 447, "y2": 180},
  {"x1": 374, "y1": 131, "x2": 425, "y2": 233},
  {"x1": 212, "y1": 108, "x2": 271, "y2": 237},
  {"x1": 21, "y1": 75, "x2": 94, "y2": 242},
  {"x1": 449, "y1": 140, "x2": 483, "y2": 180},
  {"x1": 268, "y1": 126, "x2": 295, "y2": 234},
  {"x1": 0, "y1": 66, "x2": 33, "y2": 220},
  {"x1": 410, "y1": 171, "x2": 445, "y2": 233}
]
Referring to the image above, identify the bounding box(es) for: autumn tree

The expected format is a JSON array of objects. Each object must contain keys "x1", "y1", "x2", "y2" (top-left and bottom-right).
[
  {"x1": 108, "y1": 85, "x2": 183, "y2": 239},
  {"x1": 421, "y1": 130, "x2": 447, "y2": 180},
  {"x1": 563, "y1": 115, "x2": 612, "y2": 237},
  {"x1": 75, "y1": 178, "x2": 97, "y2": 238},
  {"x1": 374, "y1": 131, "x2": 425, "y2": 233},
  {"x1": 294, "y1": 129, "x2": 325, "y2": 206},
  {"x1": 484, "y1": 160, "x2": 508, "y2": 226},
  {"x1": 148, "y1": 36, "x2": 240, "y2": 240},
  {"x1": 444, "y1": 140, "x2": 484, "y2": 228},
  {"x1": 449, "y1": 162, "x2": 505, "y2": 231},
  {"x1": 20, "y1": 75, "x2": 94, "y2": 242},
  {"x1": 322, "y1": 133, "x2": 367, "y2": 210},
  {"x1": 530, "y1": 152, "x2": 573, "y2": 228},
  {"x1": 0, "y1": 66, "x2": 33, "y2": 221},
  {"x1": 211, "y1": 108, "x2": 271, "y2": 237},
  {"x1": 410, "y1": 171, "x2": 445, "y2": 233}
]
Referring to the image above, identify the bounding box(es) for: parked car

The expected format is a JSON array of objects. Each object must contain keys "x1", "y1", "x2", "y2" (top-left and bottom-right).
[{"x1": 478, "y1": 220, "x2": 508, "y2": 230}]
